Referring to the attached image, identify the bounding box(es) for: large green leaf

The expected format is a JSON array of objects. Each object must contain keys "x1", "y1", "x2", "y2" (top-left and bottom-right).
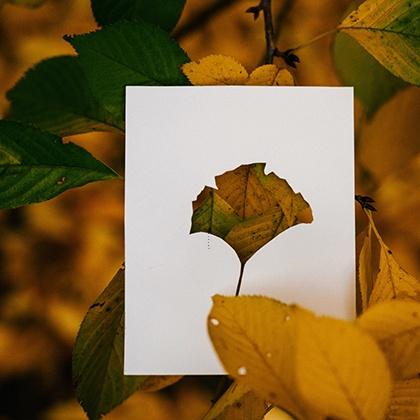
[
  {"x1": 73, "y1": 268, "x2": 181, "y2": 420},
  {"x1": 334, "y1": 32, "x2": 407, "y2": 118},
  {"x1": 338, "y1": 0, "x2": 420, "y2": 85},
  {"x1": 0, "y1": 120, "x2": 118, "y2": 209},
  {"x1": 7, "y1": 56, "x2": 122, "y2": 136},
  {"x1": 66, "y1": 21, "x2": 190, "y2": 128},
  {"x1": 91, "y1": 0, "x2": 186, "y2": 32}
]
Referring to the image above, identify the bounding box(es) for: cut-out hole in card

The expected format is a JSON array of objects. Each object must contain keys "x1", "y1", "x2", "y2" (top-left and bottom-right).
[{"x1": 125, "y1": 86, "x2": 355, "y2": 375}]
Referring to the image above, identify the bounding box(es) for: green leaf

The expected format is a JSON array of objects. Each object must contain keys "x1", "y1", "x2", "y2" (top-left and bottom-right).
[
  {"x1": 73, "y1": 268, "x2": 181, "y2": 420},
  {"x1": 7, "y1": 56, "x2": 123, "y2": 136},
  {"x1": 66, "y1": 21, "x2": 190, "y2": 128},
  {"x1": 91, "y1": 0, "x2": 186, "y2": 32},
  {"x1": 0, "y1": 120, "x2": 118, "y2": 209},
  {"x1": 338, "y1": 0, "x2": 420, "y2": 85},
  {"x1": 333, "y1": 32, "x2": 407, "y2": 118}
]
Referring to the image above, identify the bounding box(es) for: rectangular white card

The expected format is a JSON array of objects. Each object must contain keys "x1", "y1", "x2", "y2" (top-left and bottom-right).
[{"x1": 125, "y1": 86, "x2": 355, "y2": 375}]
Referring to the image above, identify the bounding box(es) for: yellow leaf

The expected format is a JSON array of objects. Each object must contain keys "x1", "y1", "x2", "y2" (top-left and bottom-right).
[
  {"x1": 182, "y1": 55, "x2": 294, "y2": 86},
  {"x1": 295, "y1": 308, "x2": 392, "y2": 420},
  {"x1": 338, "y1": 0, "x2": 420, "y2": 85},
  {"x1": 357, "y1": 300, "x2": 420, "y2": 379},
  {"x1": 208, "y1": 295, "x2": 308, "y2": 419},
  {"x1": 191, "y1": 163, "x2": 313, "y2": 265},
  {"x1": 386, "y1": 378, "x2": 420, "y2": 420},
  {"x1": 202, "y1": 382, "x2": 268, "y2": 420},
  {"x1": 182, "y1": 55, "x2": 248, "y2": 85},
  {"x1": 208, "y1": 295, "x2": 392, "y2": 420},
  {"x1": 359, "y1": 211, "x2": 420, "y2": 308},
  {"x1": 247, "y1": 65, "x2": 294, "y2": 86}
]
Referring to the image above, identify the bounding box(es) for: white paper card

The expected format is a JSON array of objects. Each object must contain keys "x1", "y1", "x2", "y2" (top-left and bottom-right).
[{"x1": 125, "y1": 86, "x2": 355, "y2": 375}]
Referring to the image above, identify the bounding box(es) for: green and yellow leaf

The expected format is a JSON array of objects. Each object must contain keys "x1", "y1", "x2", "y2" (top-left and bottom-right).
[
  {"x1": 202, "y1": 382, "x2": 268, "y2": 420},
  {"x1": 191, "y1": 163, "x2": 313, "y2": 264},
  {"x1": 359, "y1": 211, "x2": 420, "y2": 308},
  {"x1": 339, "y1": 0, "x2": 420, "y2": 85},
  {"x1": 386, "y1": 378, "x2": 420, "y2": 419},
  {"x1": 357, "y1": 300, "x2": 420, "y2": 379},
  {"x1": 182, "y1": 55, "x2": 294, "y2": 86}
]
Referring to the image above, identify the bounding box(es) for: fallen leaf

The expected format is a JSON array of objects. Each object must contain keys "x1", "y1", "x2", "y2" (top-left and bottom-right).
[
  {"x1": 357, "y1": 300, "x2": 420, "y2": 379},
  {"x1": 202, "y1": 382, "x2": 268, "y2": 420},
  {"x1": 359, "y1": 211, "x2": 420, "y2": 308},
  {"x1": 182, "y1": 55, "x2": 294, "y2": 86},
  {"x1": 338, "y1": 0, "x2": 420, "y2": 85},
  {"x1": 191, "y1": 163, "x2": 313, "y2": 264},
  {"x1": 386, "y1": 378, "x2": 420, "y2": 420}
]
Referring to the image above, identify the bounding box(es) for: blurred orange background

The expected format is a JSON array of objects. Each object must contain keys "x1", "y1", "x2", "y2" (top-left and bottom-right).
[{"x1": 0, "y1": 0, "x2": 418, "y2": 418}]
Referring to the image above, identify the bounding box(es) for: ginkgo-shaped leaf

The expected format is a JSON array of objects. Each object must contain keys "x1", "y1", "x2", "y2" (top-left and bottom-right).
[
  {"x1": 191, "y1": 163, "x2": 313, "y2": 266},
  {"x1": 182, "y1": 55, "x2": 294, "y2": 86},
  {"x1": 338, "y1": 0, "x2": 420, "y2": 85},
  {"x1": 357, "y1": 300, "x2": 420, "y2": 379},
  {"x1": 208, "y1": 295, "x2": 392, "y2": 420},
  {"x1": 359, "y1": 210, "x2": 420, "y2": 309}
]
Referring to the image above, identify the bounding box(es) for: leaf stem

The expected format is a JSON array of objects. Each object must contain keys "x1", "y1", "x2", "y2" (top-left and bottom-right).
[
  {"x1": 235, "y1": 262, "x2": 245, "y2": 296},
  {"x1": 261, "y1": 0, "x2": 277, "y2": 64},
  {"x1": 287, "y1": 28, "x2": 338, "y2": 52}
]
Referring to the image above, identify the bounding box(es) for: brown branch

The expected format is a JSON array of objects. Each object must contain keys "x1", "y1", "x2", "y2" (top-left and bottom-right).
[{"x1": 173, "y1": 0, "x2": 238, "y2": 40}]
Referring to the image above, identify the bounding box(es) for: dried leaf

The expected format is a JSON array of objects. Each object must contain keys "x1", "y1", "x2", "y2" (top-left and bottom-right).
[
  {"x1": 357, "y1": 300, "x2": 420, "y2": 379},
  {"x1": 202, "y1": 382, "x2": 268, "y2": 420},
  {"x1": 386, "y1": 378, "x2": 420, "y2": 420},
  {"x1": 190, "y1": 163, "x2": 313, "y2": 264},
  {"x1": 359, "y1": 211, "x2": 420, "y2": 308},
  {"x1": 182, "y1": 55, "x2": 294, "y2": 86},
  {"x1": 208, "y1": 295, "x2": 392, "y2": 420},
  {"x1": 339, "y1": 0, "x2": 420, "y2": 85}
]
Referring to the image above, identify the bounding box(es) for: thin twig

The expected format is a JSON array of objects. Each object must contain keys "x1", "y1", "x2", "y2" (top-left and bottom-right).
[
  {"x1": 173, "y1": 0, "x2": 238, "y2": 40},
  {"x1": 261, "y1": 0, "x2": 277, "y2": 64}
]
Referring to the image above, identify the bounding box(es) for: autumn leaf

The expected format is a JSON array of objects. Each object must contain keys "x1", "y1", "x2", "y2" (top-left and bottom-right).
[
  {"x1": 358, "y1": 210, "x2": 420, "y2": 309},
  {"x1": 357, "y1": 300, "x2": 420, "y2": 379},
  {"x1": 182, "y1": 55, "x2": 294, "y2": 86},
  {"x1": 190, "y1": 163, "x2": 313, "y2": 265},
  {"x1": 386, "y1": 378, "x2": 420, "y2": 420},
  {"x1": 338, "y1": 0, "x2": 420, "y2": 85},
  {"x1": 208, "y1": 295, "x2": 392, "y2": 420},
  {"x1": 202, "y1": 382, "x2": 268, "y2": 420}
]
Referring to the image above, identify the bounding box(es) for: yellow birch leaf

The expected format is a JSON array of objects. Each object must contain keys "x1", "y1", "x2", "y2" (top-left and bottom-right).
[
  {"x1": 338, "y1": 0, "x2": 420, "y2": 85},
  {"x1": 357, "y1": 300, "x2": 420, "y2": 379},
  {"x1": 359, "y1": 211, "x2": 420, "y2": 308},
  {"x1": 208, "y1": 295, "x2": 392, "y2": 420},
  {"x1": 190, "y1": 163, "x2": 313, "y2": 264},
  {"x1": 207, "y1": 295, "x2": 309, "y2": 419},
  {"x1": 182, "y1": 55, "x2": 249, "y2": 85},
  {"x1": 247, "y1": 65, "x2": 294, "y2": 86},
  {"x1": 182, "y1": 55, "x2": 294, "y2": 86},
  {"x1": 295, "y1": 308, "x2": 392, "y2": 420},
  {"x1": 202, "y1": 382, "x2": 268, "y2": 420},
  {"x1": 386, "y1": 378, "x2": 420, "y2": 420}
]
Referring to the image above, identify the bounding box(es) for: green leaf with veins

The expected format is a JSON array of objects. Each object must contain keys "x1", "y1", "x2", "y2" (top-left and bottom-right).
[
  {"x1": 91, "y1": 0, "x2": 186, "y2": 32},
  {"x1": 66, "y1": 21, "x2": 190, "y2": 128},
  {"x1": 0, "y1": 120, "x2": 118, "y2": 209},
  {"x1": 7, "y1": 56, "x2": 122, "y2": 136}
]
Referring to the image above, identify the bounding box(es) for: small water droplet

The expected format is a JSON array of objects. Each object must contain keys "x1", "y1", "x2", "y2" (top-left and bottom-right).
[
  {"x1": 210, "y1": 318, "x2": 220, "y2": 326},
  {"x1": 237, "y1": 366, "x2": 247, "y2": 376},
  {"x1": 266, "y1": 352, "x2": 272, "y2": 358},
  {"x1": 285, "y1": 314, "x2": 291, "y2": 321},
  {"x1": 57, "y1": 176, "x2": 66, "y2": 185}
]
